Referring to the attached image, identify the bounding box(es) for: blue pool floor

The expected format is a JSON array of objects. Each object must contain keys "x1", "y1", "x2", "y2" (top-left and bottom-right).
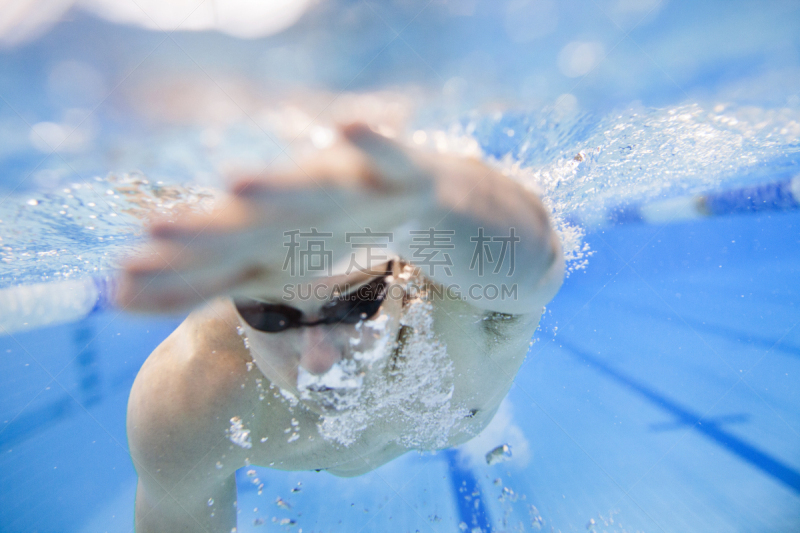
[{"x1": 1, "y1": 210, "x2": 798, "y2": 532}]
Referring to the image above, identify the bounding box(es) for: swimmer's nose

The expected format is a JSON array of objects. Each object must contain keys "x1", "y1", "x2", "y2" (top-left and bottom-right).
[{"x1": 299, "y1": 327, "x2": 341, "y2": 375}]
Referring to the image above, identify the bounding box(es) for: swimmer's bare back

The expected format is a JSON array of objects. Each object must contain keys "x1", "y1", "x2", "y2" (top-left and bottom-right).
[{"x1": 121, "y1": 125, "x2": 564, "y2": 532}]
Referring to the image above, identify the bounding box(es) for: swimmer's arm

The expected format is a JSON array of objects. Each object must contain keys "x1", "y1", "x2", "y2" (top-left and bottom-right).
[
  {"x1": 419, "y1": 159, "x2": 564, "y2": 314},
  {"x1": 127, "y1": 318, "x2": 246, "y2": 532},
  {"x1": 132, "y1": 473, "x2": 237, "y2": 533},
  {"x1": 128, "y1": 301, "x2": 289, "y2": 532},
  {"x1": 118, "y1": 125, "x2": 562, "y2": 314},
  {"x1": 117, "y1": 128, "x2": 424, "y2": 310},
  {"x1": 343, "y1": 126, "x2": 564, "y2": 314}
]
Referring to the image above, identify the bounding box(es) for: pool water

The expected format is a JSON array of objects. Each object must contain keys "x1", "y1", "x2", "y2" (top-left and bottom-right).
[
  {"x1": 1, "y1": 1, "x2": 799, "y2": 532},
  {"x1": 2, "y1": 209, "x2": 797, "y2": 532}
]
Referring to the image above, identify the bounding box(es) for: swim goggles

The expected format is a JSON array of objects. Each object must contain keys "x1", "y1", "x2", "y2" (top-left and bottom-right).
[{"x1": 235, "y1": 264, "x2": 391, "y2": 333}]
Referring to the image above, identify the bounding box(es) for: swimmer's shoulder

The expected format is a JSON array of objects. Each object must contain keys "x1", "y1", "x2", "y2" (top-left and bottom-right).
[
  {"x1": 396, "y1": 261, "x2": 541, "y2": 349},
  {"x1": 182, "y1": 297, "x2": 254, "y2": 361},
  {"x1": 427, "y1": 286, "x2": 540, "y2": 383},
  {"x1": 396, "y1": 266, "x2": 540, "y2": 441},
  {"x1": 132, "y1": 300, "x2": 389, "y2": 474},
  {"x1": 128, "y1": 299, "x2": 256, "y2": 457},
  {"x1": 134, "y1": 298, "x2": 252, "y2": 396},
  {"x1": 428, "y1": 294, "x2": 541, "y2": 448}
]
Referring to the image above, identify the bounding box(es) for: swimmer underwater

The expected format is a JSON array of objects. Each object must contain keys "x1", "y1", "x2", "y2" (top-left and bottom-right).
[{"x1": 120, "y1": 124, "x2": 565, "y2": 532}]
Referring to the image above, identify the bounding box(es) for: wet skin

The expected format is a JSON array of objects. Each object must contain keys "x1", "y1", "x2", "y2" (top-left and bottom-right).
[{"x1": 123, "y1": 126, "x2": 564, "y2": 532}]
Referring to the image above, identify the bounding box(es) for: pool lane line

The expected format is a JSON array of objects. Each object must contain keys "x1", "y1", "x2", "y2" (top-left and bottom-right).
[
  {"x1": 558, "y1": 340, "x2": 800, "y2": 495},
  {"x1": 607, "y1": 175, "x2": 800, "y2": 226},
  {"x1": 445, "y1": 449, "x2": 493, "y2": 532},
  {"x1": 603, "y1": 299, "x2": 800, "y2": 362}
]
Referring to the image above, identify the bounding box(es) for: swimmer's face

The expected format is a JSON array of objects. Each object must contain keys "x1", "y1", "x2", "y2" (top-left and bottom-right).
[{"x1": 236, "y1": 262, "x2": 404, "y2": 402}]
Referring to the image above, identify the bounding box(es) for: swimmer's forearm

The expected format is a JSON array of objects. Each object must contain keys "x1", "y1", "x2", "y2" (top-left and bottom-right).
[
  {"x1": 118, "y1": 127, "x2": 561, "y2": 313},
  {"x1": 403, "y1": 161, "x2": 563, "y2": 313},
  {"x1": 133, "y1": 475, "x2": 237, "y2": 533},
  {"x1": 340, "y1": 125, "x2": 563, "y2": 312},
  {"x1": 247, "y1": 150, "x2": 563, "y2": 311}
]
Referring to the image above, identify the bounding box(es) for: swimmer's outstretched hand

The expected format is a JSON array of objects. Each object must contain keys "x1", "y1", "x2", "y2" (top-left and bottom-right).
[
  {"x1": 117, "y1": 124, "x2": 561, "y2": 314},
  {"x1": 117, "y1": 125, "x2": 434, "y2": 312}
]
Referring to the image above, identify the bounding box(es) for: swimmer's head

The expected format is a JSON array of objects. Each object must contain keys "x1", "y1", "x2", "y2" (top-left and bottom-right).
[{"x1": 235, "y1": 261, "x2": 405, "y2": 413}]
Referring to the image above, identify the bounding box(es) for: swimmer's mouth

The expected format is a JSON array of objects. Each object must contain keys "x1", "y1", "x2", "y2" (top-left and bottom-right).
[
  {"x1": 306, "y1": 385, "x2": 333, "y2": 393},
  {"x1": 298, "y1": 384, "x2": 364, "y2": 414}
]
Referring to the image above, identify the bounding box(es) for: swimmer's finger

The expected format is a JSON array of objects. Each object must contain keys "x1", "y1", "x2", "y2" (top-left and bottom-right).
[
  {"x1": 148, "y1": 197, "x2": 258, "y2": 240},
  {"x1": 230, "y1": 169, "x2": 313, "y2": 196},
  {"x1": 117, "y1": 241, "x2": 203, "y2": 309},
  {"x1": 117, "y1": 276, "x2": 200, "y2": 313},
  {"x1": 118, "y1": 256, "x2": 264, "y2": 312},
  {"x1": 117, "y1": 268, "x2": 200, "y2": 313},
  {"x1": 340, "y1": 123, "x2": 431, "y2": 189},
  {"x1": 122, "y1": 241, "x2": 199, "y2": 275}
]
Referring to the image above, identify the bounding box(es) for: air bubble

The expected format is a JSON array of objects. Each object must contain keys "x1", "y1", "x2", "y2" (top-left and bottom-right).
[{"x1": 485, "y1": 444, "x2": 512, "y2": 465}]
